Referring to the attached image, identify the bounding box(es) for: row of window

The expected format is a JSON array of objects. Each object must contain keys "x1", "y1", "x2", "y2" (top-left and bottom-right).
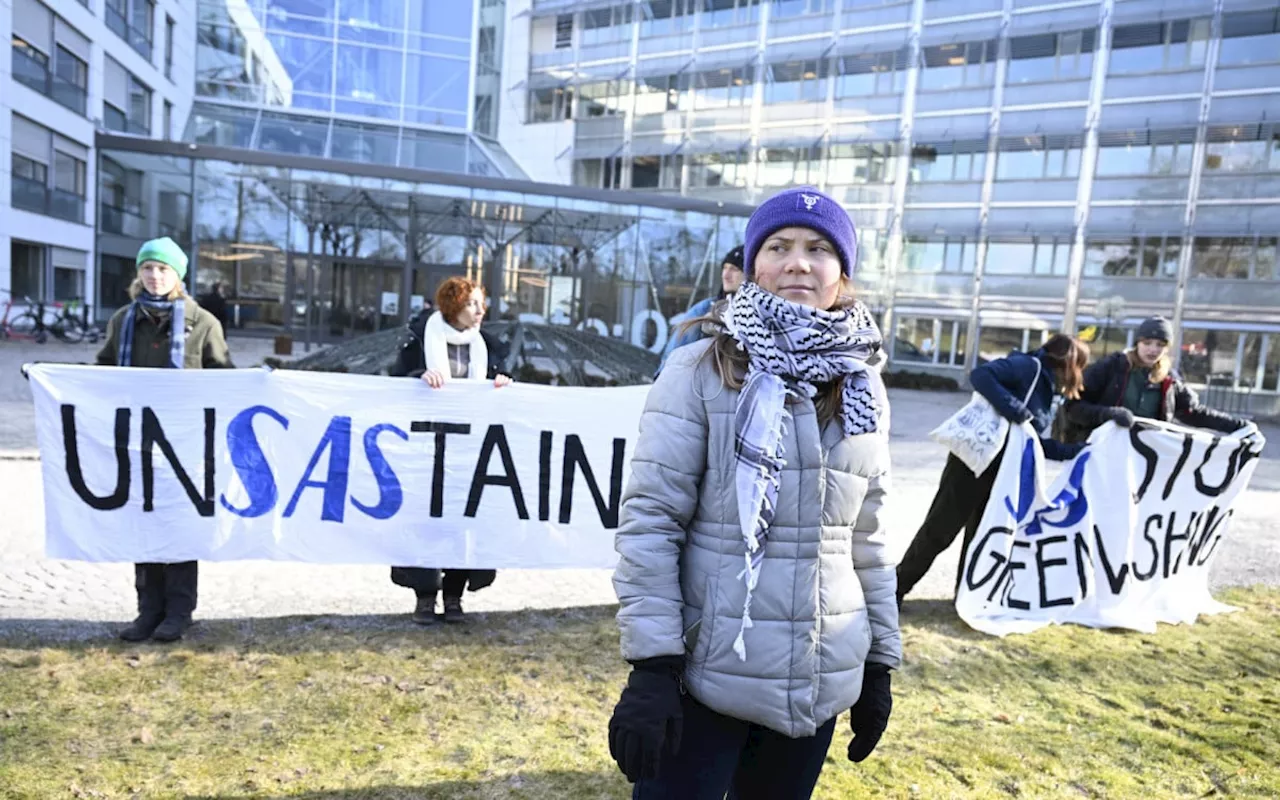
[
  {"x1": 537, "y1": 13, "x2": 1280, "y2": 89},
  {"x1": 900, "y1": 234, "x2": 1279, "y2": 281},
  {"x1": 10, "y1": 115, "x2": 88, "y2": 225},
  {"x1": 572, "y1": 126, "x2": 1280, "y2": 191}
]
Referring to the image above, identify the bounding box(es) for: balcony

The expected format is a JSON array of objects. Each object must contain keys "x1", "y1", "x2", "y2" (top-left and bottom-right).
[
  {"x1": 11, "y1": 175, "x2": 85, "y2": 223},
  {"x1": 100, "y1": 204, "x2": 147, "y2": 237},
  {"x1": 915, "y1": 86, "x2": 994, "y2": 113},
  {"x1": 103, "y1": 108, "x2": 150, "y2": 137},
  {"x1": 906, "y1": 181, "x2": 984, "y2": 205},
  {"x1": 1198, "y1": 173, "x2": 1280, "y2": 202},
  {"x1": 106, "y1": 4, "x2": 153, "y2": 61},
  {"x1": 1091, "y1": 175, "x2": 1191, "y2": 202},
  {"x1": 924, "y1": 0, "x2": 1002, "y2": 20},
  {"x1": 12, "y1": 46, "x2": 89, "y2": 116},
  {"x1": 1213, "y1": 63, "x2": 1280, "y2": 94},
  {"x1": 841, "y1": 2, "x2": 911, "y2": 31},
  {"x1": 991, "y1": 178, "x2": 1080, "y2": 204}
]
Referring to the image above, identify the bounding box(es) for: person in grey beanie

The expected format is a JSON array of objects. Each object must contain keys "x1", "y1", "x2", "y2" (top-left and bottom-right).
[
  {"x1": 608, "y1": 186, "x2": 899, "y2": 798},
  {"x1": 1062, "y1": 315, "x2": 1251, "y2": 441}
]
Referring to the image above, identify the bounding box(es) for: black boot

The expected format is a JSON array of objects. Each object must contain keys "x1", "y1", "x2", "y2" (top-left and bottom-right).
[
  {"x1": 412, "y1": 594, "x2": 438, "y2": 625},
  {"x1": 119, "y1": 563, "x2": 166, "y2": 642},
  {"x1": 152, "y1": 562, "x2": 198, "y2": 643},
  {"x1": 442, "y1": 595, "x2": 465, "y2": 624}
]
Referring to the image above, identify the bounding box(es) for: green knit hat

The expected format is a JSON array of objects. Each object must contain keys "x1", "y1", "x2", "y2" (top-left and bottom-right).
[{"x1": 135, "y1": 237, "x2": 189, "y2": 279}]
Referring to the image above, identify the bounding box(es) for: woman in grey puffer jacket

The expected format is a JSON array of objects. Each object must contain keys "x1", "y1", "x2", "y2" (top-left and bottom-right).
[{"x1": 608, "y1": 187, "x2": 902, "y2": 799}]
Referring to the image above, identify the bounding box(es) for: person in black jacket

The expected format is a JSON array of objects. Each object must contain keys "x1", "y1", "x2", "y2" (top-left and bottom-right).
[
  {"x1": 896, "y1": 333, "x2": 1089, "y2": 607},
  {"x1": 196, "y1": 281, "x2": 230, "y2": 334},
  {"x1": 1061, "y1": 315, "x2": 1250, "y2": 443},
  {"x1": 388, "y1": 277, "x2": 511, "y2": 624}
]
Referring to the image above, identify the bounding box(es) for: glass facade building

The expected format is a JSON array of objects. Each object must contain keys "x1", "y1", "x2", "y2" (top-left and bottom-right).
[
  {"x1": 188, "y1": 0, "x2": 521, "y2": 176},
  {"x1": 95, "y1": 134, "x2": 751, "y2": 353},
  {"x1": 515, "y1": 0, "x2": 1280, "y2": 412}
]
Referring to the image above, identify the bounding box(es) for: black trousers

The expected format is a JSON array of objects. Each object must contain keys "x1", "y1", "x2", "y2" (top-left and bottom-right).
[
  {"x1": 134, "y1": 561, "x2": 198, "y2": 620},
  {"x1": 389, "y1": 567, "x2": 496, "y2": 599},
  {"x1": 632, "y1": 694, "x2": 837, "y2": 800},
  {"x1": 895, "y1": 451, "x2": 1001, "y2": 601}
]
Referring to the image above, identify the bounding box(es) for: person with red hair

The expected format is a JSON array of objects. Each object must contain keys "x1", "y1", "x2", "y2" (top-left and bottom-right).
[{"x1": 389, "y1": 276, "x2": 512, "y2": 623}]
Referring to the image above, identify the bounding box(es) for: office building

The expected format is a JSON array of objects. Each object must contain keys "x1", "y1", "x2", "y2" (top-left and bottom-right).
[
  {"x1": 3, "y1": 0, "x2": 195, "y2": 319},
  {"x1": 504, "y1": 0, "x2": 1280, "y2": 412}
]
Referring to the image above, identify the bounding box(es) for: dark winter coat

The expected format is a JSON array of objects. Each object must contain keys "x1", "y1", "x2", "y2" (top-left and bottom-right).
[
  {"x1": 388, "y1": 310, "x2": 507, "y2": 379},
  {"x1": 1061, "y1": 351, "x2": 1245, "y2": 444},
  {"x1": 96, "y1": 297, "x2": 233, "y2": 369},
  {"x1": 969, "y1": 349, "x2": 1084, "y2": 462}
]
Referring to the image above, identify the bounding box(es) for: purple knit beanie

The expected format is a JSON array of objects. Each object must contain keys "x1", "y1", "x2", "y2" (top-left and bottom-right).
[{"x1": 743, "y1": 186, "x2": 858, "y2": 278}]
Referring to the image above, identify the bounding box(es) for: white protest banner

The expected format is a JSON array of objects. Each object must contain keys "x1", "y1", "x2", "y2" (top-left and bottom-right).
[
  {"x1": 956, "y1": 419, "x2": 1264, "y2": 636},
  {"x1": 28, "y1": 364, "x2": 648, "y2": 568}
]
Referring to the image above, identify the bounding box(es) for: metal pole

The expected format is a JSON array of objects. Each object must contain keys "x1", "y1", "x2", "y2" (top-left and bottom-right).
[
  {"x1": 403, "y1": 195, "x2": 417, "y2": 325},
  {"x1": 305, "y1": 225, "x2": 315, "y2": 353}
]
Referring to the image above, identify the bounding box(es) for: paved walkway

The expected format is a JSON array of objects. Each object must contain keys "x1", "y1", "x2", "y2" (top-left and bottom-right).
[{"x1": 2, "y1": 336, "x2": 1277, "y2": 637}]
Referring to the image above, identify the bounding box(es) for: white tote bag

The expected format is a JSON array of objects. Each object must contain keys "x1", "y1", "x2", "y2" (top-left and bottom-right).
[{"x1": 930, "y1": 359, "x2": 1042, "y2": 475}]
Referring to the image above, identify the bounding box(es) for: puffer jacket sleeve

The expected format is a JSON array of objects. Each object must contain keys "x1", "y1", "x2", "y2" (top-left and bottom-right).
[
  {"x1": 613, "y1": 344, "x2": 710, "y2": 662},
  {"x1": 852, "y1": 461, "x2": 902, "y2": 669}
]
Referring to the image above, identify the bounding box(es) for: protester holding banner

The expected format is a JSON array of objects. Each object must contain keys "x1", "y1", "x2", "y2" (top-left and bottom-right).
[
  {"x1": 609, "y1": 187, "x2": 900, "y2": 798},
  {"x1": 654, "y1": 245, "x2": 745, "y2": 376},
  {"x1": 95, "y1": 236, "x2": 232, "y2": 643},
  {"x1": 895, "y1": 335, "x2": 1088, "y2": 607},
  {"x1": 1061, "y1": 315, "x2": 1251, "y2": 443},
  {"x1": 389, "y1": 276, "x2": 511, "y2": 624}
]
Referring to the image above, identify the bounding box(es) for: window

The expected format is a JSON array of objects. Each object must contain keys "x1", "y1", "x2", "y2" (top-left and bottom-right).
[
  {"x1": 12, "y1": 36, "x2": 50, "y2": 94},
  {"x1": 634, "y1": 74, "x2": 687, "y2": 115},
  {"x1": 771, "y1": 0, "x2": 832, "y2": 18},
  {"x1": 692, "y1": 66, "x2": 752, "y2": 109},
  {"x1": 528, "y1": 86, "x2": 573, "y2": 122},
  {"x1": 53, "y1": 151, "x2": 86, "y2": 198},
  {"x1": 765, "y1": 59, "x2": 830, "y2": 104},
  {"x1": 920, "y1": 40, "x2": 996, "y2": 91},
  {"x1": 554, "y1": 14, "x2": 573, "y2": 48},
  {"x1": 894, "y1": 317, "x2": 969, "y2": 367},
  {"x1": 1203, "y1": 124, "x2": 1279, "y2": 173},
  {"x1": 576, "y1": 81, "x2": 626, "y2": 118},
  {"x1": 105, "y1": 0, "x2": 154, "y2": 60},
  {"x1": 904, "y1": 236, "x2": 976, "y2": 273},
  {"x1": 1219, "y1": 10, "x2": 1280, "y2": 67},
  {"x1": 836, "y1": 49, "x2": 908, "y2": 98},
  {"x1": 11, "y1": 154, "x2": 50, "y2": 216},
  {"x1": 574, "y1": 157, "x2": 625, "y2": 189},
  {"x1": 104, "y1": 57, "x2": 151, "y2": 135},
  {"x1": 100, "y1": 156, "x2": 146, "y2": 237},
  {"x1": 1177, "y1": 330, "x2": 1279, "y2": 390},
  {"x1": 996, "y1": 135, "x2": 1083, "y2": 180},
  {"x1": 53, "y1": 249, "x2": 87, "y2": 302},
  {"x1": 1095, "y1": 128, "x2": 1196, "y2": 176},
  {"x1": 702, "y1": 0, "x2": 760, "y2": 29},
  {"x1": 1007, "y1": 29, "x2": 1096, "y2": 84},
  {"x1": 978, "y1": 326, "x2": 1036, "y2": 362},
  {"x1": 910, "y1": 141, "x2": 987, "y2": 182},
  {"x1": 1084, "y1": 235, "x2": 1180, "y2": 278},
  {"x1": 827, "y1": 142, "x2": 896, "y2": 185},
  {"x1": 581, "y1": 4, "x2": 633, "y2": 45},
  {"x1": 54, "y1": 46, "x2": 89, "y2": 115},
  {"x1": 640, "y1": 0, "x2": 696, "y2": 37},
  {"x1": 687, "y1": 150, "x2": 751, "y2": 188},
  {"x1": 1192, "y1": 236, "x2": 1278, "y2": 281},
  {"x1": 10, "y1": 242, "x2": 46, "y2": 302},
  {"x1": 630, "y1": 153, "x2": 683, "y2": 190},
  {"x1": 164, "y1": 101, "x2": 173, "y2": 139},
  {"x1": 165, "y1": 15, "x2": 175, "y2": 79},
  {"x1": 1110, "y1": 19, "x2": 1210, "y2": 74},
  {"x1": 987, "y1": 236, "x2": 1073, "y2": 275},
  {"x1": 758, "y1": 145, "x2": 823, "y2": 187}
]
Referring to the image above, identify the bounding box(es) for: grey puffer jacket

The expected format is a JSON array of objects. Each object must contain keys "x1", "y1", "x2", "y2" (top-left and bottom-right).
[{"x1": 613, "y1": 339, "x2": 902, "y2": 739}]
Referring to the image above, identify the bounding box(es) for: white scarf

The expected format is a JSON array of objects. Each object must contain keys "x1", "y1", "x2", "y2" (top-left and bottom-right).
[
  {"x1": 722, "y1": 281, "x2": 888, "y2": 660},
  {"x1": 423, "y1": 311, "x2": 488, "y2": 380}
]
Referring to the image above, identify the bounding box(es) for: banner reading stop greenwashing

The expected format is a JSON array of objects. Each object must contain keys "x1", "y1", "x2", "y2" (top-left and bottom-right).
[{"x1": 956, "y1": 418, "x2": 1265, "y2": 635}]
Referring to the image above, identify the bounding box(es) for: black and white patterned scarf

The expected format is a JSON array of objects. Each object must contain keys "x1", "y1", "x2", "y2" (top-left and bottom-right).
[{"x1": 721, "y1": 280, "x2": 888, "y2": 660}]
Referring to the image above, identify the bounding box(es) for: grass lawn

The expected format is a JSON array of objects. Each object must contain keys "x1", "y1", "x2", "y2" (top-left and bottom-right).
[{"x1": 1, "y1": 587, "x2": 1278, "y2": 800}]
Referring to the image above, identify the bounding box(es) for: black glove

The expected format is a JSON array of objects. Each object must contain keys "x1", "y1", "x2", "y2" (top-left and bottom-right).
[
  {"x1": 1007, "y1": 402, "x2": 1034, "y2": 425},
  {"x1": 1105, "y1": 408, "x2": 1136, "y2": 428},
  {"x1": 608, "y1": 656, "x2": 684, "y2": 783},
  {"x1": 848, "y1": 663, "x2": 893, "y2": 763}
]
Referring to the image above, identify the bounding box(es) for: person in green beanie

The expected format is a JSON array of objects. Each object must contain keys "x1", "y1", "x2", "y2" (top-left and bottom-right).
[{"x1": 96, "y1": 236, "x2": 233, "y2": 643}]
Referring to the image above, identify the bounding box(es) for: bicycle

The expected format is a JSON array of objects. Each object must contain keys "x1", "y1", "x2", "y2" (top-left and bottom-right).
[
  {"x1": 1, "y1": 292, "x2": 46, "y2": 343},
  {"x1": 0, "y1": 293, "x2": 99, "y2": 344}
]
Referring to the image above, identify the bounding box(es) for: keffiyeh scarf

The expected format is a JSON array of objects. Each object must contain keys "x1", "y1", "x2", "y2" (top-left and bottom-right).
[{"x1": 721, "y1": 280, "x2": 888, "y2": 660}]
